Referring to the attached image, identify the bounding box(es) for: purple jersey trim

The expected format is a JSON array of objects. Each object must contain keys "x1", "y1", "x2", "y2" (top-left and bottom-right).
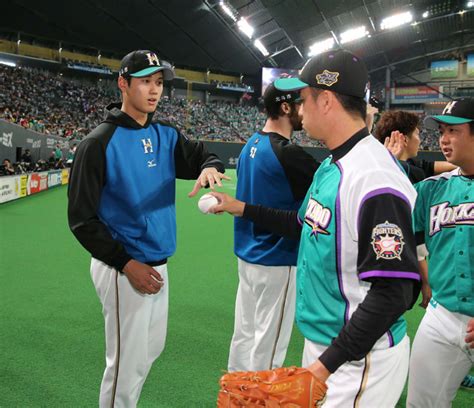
[
  {"x1": 297, "y1": 214, "x2": 303, "y2": 226},
  {"x1": 387, "y1": 330, "x2": 394, "y2": 347},
  {"x1": 335, "y1": 161, "x2": 350, "y2": 323},
  {"x1": 359, "y1": 270, "x2": 421, "y2": 281},
  {"x1": 356, "y1": 187, "x2": 411, "y2": 234}
]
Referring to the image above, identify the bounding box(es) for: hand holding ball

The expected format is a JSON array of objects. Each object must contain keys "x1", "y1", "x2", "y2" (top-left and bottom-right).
[{"x1": 198, "y1": 193, "x2": 219, "y2": 214}]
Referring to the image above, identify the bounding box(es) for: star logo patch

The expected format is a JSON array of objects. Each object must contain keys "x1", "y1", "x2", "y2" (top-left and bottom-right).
[
  {"x1": 315, "y1": 70, "x2": 339, "y2": 87},
  {"x1": 371, "y1": 221, "x2": 405, "y2": 260}
]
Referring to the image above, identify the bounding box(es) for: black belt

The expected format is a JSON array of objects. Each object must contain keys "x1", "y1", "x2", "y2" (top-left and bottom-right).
[{"x1": 146, "y1": 258, "x2": 167, "y2": 267}]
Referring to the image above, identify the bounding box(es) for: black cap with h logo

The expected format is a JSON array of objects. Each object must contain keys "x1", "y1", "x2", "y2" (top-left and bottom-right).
[
  {"x1": 424, "y1": 98, "x2": 474, "y2": 129},
  {"x1": 119, "y1": 50, "x2": 174, "y2": 81}
]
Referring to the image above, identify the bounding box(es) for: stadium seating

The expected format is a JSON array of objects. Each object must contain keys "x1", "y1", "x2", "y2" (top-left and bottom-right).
[{"x1": 0, "y1": 64, "x2": 440, "y2": 150}]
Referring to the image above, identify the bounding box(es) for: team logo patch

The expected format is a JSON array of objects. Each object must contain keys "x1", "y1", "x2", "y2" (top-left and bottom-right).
[
  {"x1": 147, "y1": 159, "x2": 157, "y2": 168},
  {"x1": 315, "y1": 70, "x2": 339, "y2": 87},
  {"x1": 429, "y1": 201, "x2": 474, "y2": 236},
  {"x1": 442, "y1": 100, "x2": 457, "y2": 115},
  {"x1": 371, "y1": 221, "x2": 405, "y2": 260},
  {"x1": 304, "y1": 198, "x2": 331, "y2": 237},
  {"x1": 146, "y1": 52, "x2": 160, "y2": 66},
  {"x1": 141, "y1": 138, "x2": 153, "y2": 154}
]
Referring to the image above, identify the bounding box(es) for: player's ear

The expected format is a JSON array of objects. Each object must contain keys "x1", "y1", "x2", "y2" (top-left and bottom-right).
[
  {"x1": 280, "y1": 102, "x2": 291, "y2": 115},
  {"x1": 118, "y1": 75, "x2": 130, "y2": 93}
]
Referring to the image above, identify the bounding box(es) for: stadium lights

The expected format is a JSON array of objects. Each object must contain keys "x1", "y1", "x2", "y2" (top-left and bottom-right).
[
  {"x1": 237, "y1": 17, "x2": 254, "y2": 39},
  {"x1": 422, "y1": 11, "x2": 429, "y2": 18},
  {"x1": 468, "y1": 1, "x2": 474, "y2": 7},
  {"x1": 0, "y1": 60, "x2": 16, "y2": 67},
  {"x1": 380, "y1": 11, "x2": 413, "y2": 30},
  {"x1": 308, "y1": 38, "x2": 334, "y2": 57},
  {"x1": 219, "y1": 1, "x2": 237, "y2": 22},
  {"x1": 340, "y1": 26, "x2": 369, "y2": 44},
  {"x1": 254, "y1": 39, "x2": 269, "y2": 56}
]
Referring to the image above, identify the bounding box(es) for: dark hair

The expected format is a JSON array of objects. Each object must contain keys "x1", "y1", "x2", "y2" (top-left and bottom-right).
[
  {"x1": 264, "y1": 100, "x2": 297, "y2": 120},
  {"x1": 374, "y1": 110, "x2": 420, "y2": 143},
  {"x1": 311, "y1": 88, "x2": 366, "y2": 120},
  {"x1": 470, "y1": 121, "x2": 474, "y2": 135},
  {"x1": 332, "y1": 92, "x2": 367, "y2": 121}
]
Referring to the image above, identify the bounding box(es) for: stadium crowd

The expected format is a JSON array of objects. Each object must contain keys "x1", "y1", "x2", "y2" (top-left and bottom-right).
[{"x1": 0, "y1": 63, "x2": 440, "y2": 150}]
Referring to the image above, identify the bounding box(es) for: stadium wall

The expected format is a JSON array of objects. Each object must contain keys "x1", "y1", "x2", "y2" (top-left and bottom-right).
[
  {"x1": 0, "y1": 169, "x2": 70, "y2": 204},
  {"x1": 0, "y1": 120, "x2": 445, "y2": 169},
  {"x1": 203, "y1": 141, "x2": 445, "y2": 169},
  {"x1": 0, "y1": 121, "x2": 72, "y2": 162}
]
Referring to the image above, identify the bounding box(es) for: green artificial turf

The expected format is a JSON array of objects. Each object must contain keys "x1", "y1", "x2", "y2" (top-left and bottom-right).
[{"x1": 0, "y1": 173, "x2": 472, "y2": 407}]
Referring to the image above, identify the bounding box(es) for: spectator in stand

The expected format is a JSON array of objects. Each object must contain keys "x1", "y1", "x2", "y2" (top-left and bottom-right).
[
  {"x1": 66, "y1": 144, "x2": 77, "y2": 167},
  {"x1": 2, "y1": 159, "x2": 15, "y2": 175},
  {"x1": 54, "y1": 144, "x2": 63, "y2": 162},
  {"x1": 20, "y1": 149, "x2": 33, "y2": 171},
  {"x1": 21, "y1": 149, "x2": 32, "y2": 165}
]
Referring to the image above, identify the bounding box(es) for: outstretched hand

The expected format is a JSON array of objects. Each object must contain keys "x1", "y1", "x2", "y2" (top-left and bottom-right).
[
  {"x1": 207, "y1": 192, "x2": 245, "y2": 217},
  {"x1": 384, "y1": 130, "x2": 407, "y2": 159},
  {"x1": 188, "y1": 167, "x2": 231, "y2": 197}
]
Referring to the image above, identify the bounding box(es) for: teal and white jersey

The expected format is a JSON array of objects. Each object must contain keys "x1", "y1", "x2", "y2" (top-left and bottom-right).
[
  {"x1": 414, "y1": 168, "x2": 474, "y2": 316},
  {"x1": 296, "y1": 132, "x2": 419, "y2": 350}
]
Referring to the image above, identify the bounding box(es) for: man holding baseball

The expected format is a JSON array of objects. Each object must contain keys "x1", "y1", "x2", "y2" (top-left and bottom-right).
[{"x1": 211, "y1": 49, "x2": 420, "y2": 406}]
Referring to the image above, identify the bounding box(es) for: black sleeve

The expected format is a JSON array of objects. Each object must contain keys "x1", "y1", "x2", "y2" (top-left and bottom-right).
[
  {"x1": 357, "y1": 193, "x2": 420, "y2": 286},
  {"x1": 317, "y1": 192, "x2": 421, "y2": 373},
  {"x1": 409, "y1": 158, "x2": 435, "y2": 179},
  {"x1": 319, "y1": 277, "x2": 416, "y2": 373},
  {"x1": 400, "y1": 159, "x2": 435, "y2": 184},
  {"x1": 272, "y1": 140, "x2": 319, "y2": 200},
  {"x1": 67, "y1": 133, "x2": 132, "y2": 271},
  {"x1": 415, "y1": 231, "x2": 425, "y2": 246},
  {"x1": 243, "y1": 204, "x2": 302, "y2": 240},
  {"x1": 174, "y1": 131, "x2": 225, "y2": 179}
]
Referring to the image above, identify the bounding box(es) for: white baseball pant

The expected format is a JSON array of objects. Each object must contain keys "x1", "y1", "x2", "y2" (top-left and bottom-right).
[
  {"x1": 407, "y1": 299, "x2": 473, "y2": 408},
  {"x1": 227, "y1": 258, "x2": 296, "y2": 372},
  {"x1": 303, "y1": 335, "x2": 410, "y2": 407},
  {"x1": 91, "y1": 258, "x2": 168, "y2": 408}
]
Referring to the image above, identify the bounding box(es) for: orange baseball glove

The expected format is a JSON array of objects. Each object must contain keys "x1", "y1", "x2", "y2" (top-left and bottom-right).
[{"x1": 217, "y1": 366, "x2": 327, "y2": 407}]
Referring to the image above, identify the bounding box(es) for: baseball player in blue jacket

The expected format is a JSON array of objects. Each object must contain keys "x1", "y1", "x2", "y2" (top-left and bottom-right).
[
  {"x1": 229, "y1": 83, "x2": 318, "y2": 372},
  {"x1": 68, "y1": 50, "x2": 228, "y2": 407}
]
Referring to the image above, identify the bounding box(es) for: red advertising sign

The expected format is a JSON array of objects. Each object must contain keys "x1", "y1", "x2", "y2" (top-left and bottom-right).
[{"x1": 28, "y1": 172, "x2": 48, "y2": 195}]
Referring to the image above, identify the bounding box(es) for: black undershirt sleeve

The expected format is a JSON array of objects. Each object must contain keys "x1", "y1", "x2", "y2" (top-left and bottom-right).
[
  {"x1": 319, "y1": 193, "x2": 420, "y2": 372},
  {"x1": 174, "y1": 131, "x2": 225, "y2": 179},
  {"x1": 243, "y1": 204, "x2": 302, "y2": 240},
  {"x1": 400, "y1": 159, "x2": 435, "y2": 184},
  {"x1": 319, "y1": 278, "x2": 415, "y2": 372}
]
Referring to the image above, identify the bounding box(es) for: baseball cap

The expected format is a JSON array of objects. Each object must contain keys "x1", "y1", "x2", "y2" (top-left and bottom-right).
[
  {"x1": 274, "y1": 49, "x2": 368, "y2": 98},
  {"x1": 263, "y1": 82, "x2": 300, "y2": 110},
  {"x1": 424, "y1": 98, "x2": 474, "y2": 129},
  {"x1": 119, "y1": 50, "x2": 174, "y2": 80}
]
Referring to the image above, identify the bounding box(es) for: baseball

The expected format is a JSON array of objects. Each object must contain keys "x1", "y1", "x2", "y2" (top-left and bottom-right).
[{"x1": 198, "y1": 193, "x2": 219, "y2": 214}]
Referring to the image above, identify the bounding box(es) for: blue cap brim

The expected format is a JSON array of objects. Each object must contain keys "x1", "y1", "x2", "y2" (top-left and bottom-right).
[
  {"x1": 424, "y1": 115, "x2": 473, "y2": 130},
  {"x1": 130, "y1": 66, "x2": 174, "y2": 80},
  {"x1": 274, "y1": 77, "x2": 309, "y2": 91}
]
